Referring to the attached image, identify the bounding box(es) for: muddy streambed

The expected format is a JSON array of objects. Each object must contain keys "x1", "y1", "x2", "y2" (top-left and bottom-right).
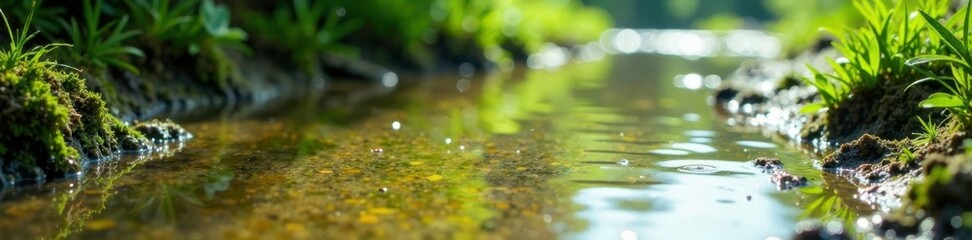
[{"x1": 0, "y1": 55, "x2": 869, "y2": 239}]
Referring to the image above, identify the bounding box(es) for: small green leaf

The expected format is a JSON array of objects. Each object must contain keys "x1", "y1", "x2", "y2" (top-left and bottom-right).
[
  {"x1": 201, "y1": 0, "x2": 230, "y2": 36},
  {"x1": 799, "y1": 186, "x2": 824, "y2": 194},
  {"x1": 920, "y1": 93, "x2": 964, "y2": 108},
  {"x1": 799, "y1": 102, "x2": 828, "y2": 114}
]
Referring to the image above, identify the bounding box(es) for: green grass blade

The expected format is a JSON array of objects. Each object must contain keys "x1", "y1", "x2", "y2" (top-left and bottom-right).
[
  {"x1": 919, "y1": 10, "x2": 972, "y2": 63},
  {"x1": 921, "y1": 92, "x2": 964, "y2": 108}
]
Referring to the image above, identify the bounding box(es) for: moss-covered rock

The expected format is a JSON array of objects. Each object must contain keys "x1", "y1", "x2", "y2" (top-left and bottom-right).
[
  {"x1": 0, "y1": 62, "x2": 79, "y2": 181},
  {"x1": 0, "y1": 61, "x2": 150, "y2": 184}
]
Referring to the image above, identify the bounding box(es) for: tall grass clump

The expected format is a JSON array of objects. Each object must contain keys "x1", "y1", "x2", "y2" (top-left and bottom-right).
[
  {"x1": 59, "y1": 0, "x2": 144, "y2": 74},
  {"x1": 801, "y1": 0, "x2": 949, "y2": 113},
  {"x1": 0, "y1": 2, "x2": 67, "y2": 71},
  {"x1": 1, "y1": 3, "x2": 80, "y2": 178},
  {"x1": 907, "y1": 2, "x2": 972, "y2": 128},
  {"x1": 246, "y1": 0, "x2": 360, "y2": 73},
  {"x1": 125, "y1": 0, "x2": 248, "y2": 85}
]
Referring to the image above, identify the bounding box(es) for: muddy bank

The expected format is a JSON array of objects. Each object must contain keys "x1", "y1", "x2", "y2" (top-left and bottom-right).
[{"x1": 712, "y1": 46, "x2": 971, "y2": 237}]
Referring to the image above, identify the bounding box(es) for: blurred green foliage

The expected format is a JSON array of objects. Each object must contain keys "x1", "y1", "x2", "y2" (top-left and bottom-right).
[
  {"x1": 58, "y1": 0, "x2": 144, "y2": 74},
  {"x1": 765, "y1": 0, "x2": 861, "y2": 56},
  {"x1": 244, "y1": 0, "x2": 612, "y2": 69}
]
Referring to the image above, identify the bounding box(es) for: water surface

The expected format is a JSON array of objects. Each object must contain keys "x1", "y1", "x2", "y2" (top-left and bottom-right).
[{"x1": 0, "y1": 55, "x2": 868, "y2": 239}]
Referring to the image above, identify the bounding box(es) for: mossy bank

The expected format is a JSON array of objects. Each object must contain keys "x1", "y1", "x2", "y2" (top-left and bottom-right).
[{"x1": 0, "y1": 61, "x2": 151, "y2": 185}]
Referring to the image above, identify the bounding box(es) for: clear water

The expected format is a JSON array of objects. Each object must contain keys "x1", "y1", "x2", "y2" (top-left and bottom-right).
[{"x1": 0, "y1": 55, "x2": 869, "y2": 239}]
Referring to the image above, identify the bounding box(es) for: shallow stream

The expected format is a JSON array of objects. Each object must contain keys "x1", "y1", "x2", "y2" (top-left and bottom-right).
[{"x1": 0, "y1": 55, "x2": 870, "y2": 239}]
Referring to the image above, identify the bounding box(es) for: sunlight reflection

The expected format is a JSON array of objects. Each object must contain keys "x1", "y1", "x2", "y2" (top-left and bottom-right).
[{"x1": 599, "y1": 29, "x2": 781, "y2": 59}]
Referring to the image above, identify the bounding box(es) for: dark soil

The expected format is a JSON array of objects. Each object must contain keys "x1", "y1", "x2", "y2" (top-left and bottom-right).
[
  {"x1": 876, "y1": 153, "x2": 972, "y2": 239},
  {"x1": 820, "y1": 134, "x2": 913, "y2": 182},
  {"x1": 819, "y1": 84, "x2": 937, "y2": 144}
]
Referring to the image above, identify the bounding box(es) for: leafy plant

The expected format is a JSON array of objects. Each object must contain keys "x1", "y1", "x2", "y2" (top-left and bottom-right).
[
  {"x1": 913, "y1": 115, "x2": 942, "y2": 146},
  {"x1": 125, "y1": 0, "x2": 199, "y2": 51},
  {"x1": 898, "y1": 146, "x2": 917, "y2": 165},
  {"x1": 0, "y1": 2, "x2": 69, "y2": 71},
  {"x1": 125, "y1": 0, "x2": 248, "y2": 84},
  {"x1": 0, "y1": 0, "x2": 65, "y2": 37},
  {"x1": 191, "y1": 0, "x2": 249, "y2": 85},
  {"x1": 59, "y1": 0, "x2": 144, "y2": 74},
  {"x1": 799, "y1": 65, "x2": 851, "y2": 113},
  {"x1": 249, "y1": 0, "x2": 361, "y2": 72},
  {"x1": 193, "y1": 0, "x2": 249, "y2": 55},
  {"x1": 906, "y1": 3, "x2": 972, "y2": 127},
  {"x1": 800, "y1": 0, "x2": 949, "y2": 114}
]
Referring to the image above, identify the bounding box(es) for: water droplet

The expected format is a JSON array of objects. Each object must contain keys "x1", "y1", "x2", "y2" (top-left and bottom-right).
[
  {"x1": 826, "y1": 221, "x2": 845, "y2": 235},
  {"x1": 378, "y1": 187, "x2": 388, "y2": 193},
  {"x1": 456, "y1": 79, "x2": 471, "y2": 92},
  {"x1": 677, "y1": 164, "x2": 717, "y2": 174},
  {"x1": 952, "y1": 216, "x2": 964, "y2": 229},
  {"x1": 620, "y1": 230, "x2": 638, "y2": 240},
  {"x1": 381, "y1": 72, "x2": 398, "y2": 87},
  {"x1": 371, "y1": 148, "x2": 383, "y2": 153},
  {"x1": 459, "y1": 145, "x2": 466, "y2": 151},
  {"x1": 516, "y1": 150, "x2": 521, "y2": 155},
  {"x1": 391, "y1": 121, "x2": 401, "y2": 130},
  {"x1": 445, "y1": 138, "x2": 452, "y2": 144},
  {"x1": 857, "y1": 218, "x2": 872, "y2": 231},
  {"x1": 335, "y1": 7, "x2": 346, "y2": 17}
]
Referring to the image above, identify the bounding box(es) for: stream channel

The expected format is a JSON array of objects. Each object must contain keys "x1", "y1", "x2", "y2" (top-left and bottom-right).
[{"x1": 0, "y1": 53, "x2": 868, "y2": 239}]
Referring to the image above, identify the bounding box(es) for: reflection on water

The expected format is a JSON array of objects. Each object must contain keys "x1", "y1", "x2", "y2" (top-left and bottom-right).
[
  {"x1": 0, "y1": 54, "x2": 867, "y2": 238},
  {"x1": 600, "y1": 29, "x2": 781, "y2": 59}
]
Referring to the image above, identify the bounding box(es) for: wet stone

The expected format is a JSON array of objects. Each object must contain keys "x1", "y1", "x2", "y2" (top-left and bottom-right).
[
  {"x1": 134, "y1": 119, "x2": 192, "y2": 142},
  {"x1": 771, "y1": 172, "x2": 808, "y2": 190},
  {"x1": 751, "y1": 157, "x2": 783, "y2": 171},
  {"x1": 712, "y1": 86, "x2": 740, "y2": 103},
  {"x1": 120, "y1": 134, "x2": 152, "y2": 152}
]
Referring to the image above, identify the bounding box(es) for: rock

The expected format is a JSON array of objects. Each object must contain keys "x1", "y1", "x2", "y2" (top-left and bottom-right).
[
  {"x1": 119, "y1": 134, "x2": 152, "y2": 152},
  {"x1": 771, "y1": 171, "x2": 808, "y2": 190},
  {"x1": 752, "y1": 157, "x2": 783, "y2": 170},
  {"x1": 133, "y1": 119, "x2": 192, "y2": 142}
]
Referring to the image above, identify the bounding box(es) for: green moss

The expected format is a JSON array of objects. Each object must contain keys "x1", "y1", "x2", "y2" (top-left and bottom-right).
[
  {"x1": 0, "y1": 60, "x2": 149, "y2": 182},
  {"x1": 0, "y1": 62, "x2": 80, "y2": 179}
]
